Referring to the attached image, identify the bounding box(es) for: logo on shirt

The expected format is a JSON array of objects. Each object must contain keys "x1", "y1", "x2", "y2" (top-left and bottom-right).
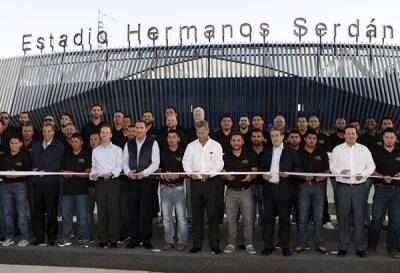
[
  {"x1": 0, "y1": 151, "x2": 3, "y2": 155},
  {"x1": 395, "y1": 157, "x2": 400, "y2": 162},
  {"x1": 241, "y1": 159, "x2": 249, "y2": 165},
  {"x1": 318, "y1": 140, "x2": 324, "y2": 144},
  {"x1": 314, "y1": 156, "x2": 322, "y2": 161},
  {"x1": 376, "y1": 141, "x2": 383, "y2": 146},
  {"x1": 78, "y1": 158, "x2": 86, "y2": 163},
  {"x1": 176, "y1": 157, "x2": 182, "y2": 162},
  {"x1": 15, "y1": 161, "x2": 23, "y2": 167}
]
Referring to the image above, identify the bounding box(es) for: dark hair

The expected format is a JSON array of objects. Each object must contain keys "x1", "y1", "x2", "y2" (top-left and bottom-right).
[
  {"x1": 91, "y1": 104, "x2": 103, "y2": 110},
  {"x1": 114, "y1": 110, "x2": 125, "y2": 116},
  {"x1": 100, "y1": 124, "x2": 113, "y2": 132},
  {"x1": 135, "y1": 120, "x2": 147, "y2": 126},
  {"x1": 382, "y1": 128, "x2": 396, "y2": 136},
  {"x1": 143, "y1": 110, "x2": 154, "y2": 116},
  {"x1": 19, "y1": 112, "x2": 29, "y2": 116},
  {"x1": 9, "y1": 135, "x2": 22, "y2": 142},
  {"x1": 348, "y1": 118, "x2": 359, "y2": 124},
  {"x1": 166, "y1": 106, "x2": 177, "y2": 113},
  {"x1": 251, "y1": 128, "x2": 263, "y2": 135},
  {"x1": 90, "y1": 132, "x2": 100, "y2": 137},
  {"x1": 304, "y1": 129, "x2": 318, "y2": 138},
  {"x1": 270, "y1": 127, "x2": 284, "y2": 135},
  {"x1": 382, "y1": 117, "x2": 393, "y2": 122},
  {"x1": 62, "y1": 113, "x2": 73, "y2": 119},
  {"x1": 344, "y1": 124, "x2": 358, "y2": 133},
  {"x1": 42, "y1": 123, "x2": 55, "y2": 132},
  {"x1": 221, "y1": 113, "x2": 233, "y2": 121},
  {"x1": 288, "y1": 129, "x2": 301, "y2": 136},
  {"x1": 167, "y1": 129, "x2": 179, "y2": 136},
  {"x1": 71, "y1": 132, "x2": 83, "y2": 141},
  {"x1": 240, "y1": 113, "x2": 249, "y2": 118},
  {"x1": 297, "y1": 115, "x2": 307, "y2": 121},
  {"x1": 230, "y1": 131, "x2": 243, "y2": 140},
  {"x1": 22, "y1": 121, "x2": 34, "y2": 129},
  {"x1": 252, "y1": 113, "x2": 264, "y2": 120}
]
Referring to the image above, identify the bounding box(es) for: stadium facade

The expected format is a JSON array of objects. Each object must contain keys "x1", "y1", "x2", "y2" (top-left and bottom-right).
[{"x1": 0, "y1": 43, "x2": 399, "y2": 130}]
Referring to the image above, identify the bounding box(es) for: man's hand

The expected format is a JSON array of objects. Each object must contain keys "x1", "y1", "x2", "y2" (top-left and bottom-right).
[
  {"x1": 224, "y1": 174, "x2": 235, "y2": 181},
  {"x1": 89, "y1": 173, "x2": 98, "y2": 181},
  {"x1": 136, "y1": 172, "x2": 145, "y2": 180},
  {"x1": 241, "y1": 174, "x2": 252, "y2": 182},
  {"x1": 384, "y1": 175, "x2": 393, "y2": 184},
  {"x1": 262, "y1": 174, "x2": 272, "y2": 181},
  {"x1": 355, "y1": 173, "x2": 363, "y2": 181},
  {"x1": 279, "y1": 172, "x2": 289, "y2": 178},
  {"x1": 305, "y1": 176, "x2": 314, "y2": 182},
  {"x1": 202, "y1": 174, "x2": 211, "y2": 180},
  {"x1": 340, "y1": 169, "x2": 350, "y2": 179},
  {"x1": 316, "y1": 176, "x2": 326, "y2": 182},
  {"x1": 103, "y1": 173, "x2": 112, "y2": 179},
  {"x1": 128, "y1": 171, "x2": 136, "y2": 180}
]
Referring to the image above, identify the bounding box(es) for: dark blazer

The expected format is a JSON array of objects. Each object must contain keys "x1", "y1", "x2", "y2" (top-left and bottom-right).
[
  {"x1": 259, "y1": 143, "x2": 302, "y2": 200},
  {"x1": 31, "y1": 138, "x2": 65, "y2": 184}
]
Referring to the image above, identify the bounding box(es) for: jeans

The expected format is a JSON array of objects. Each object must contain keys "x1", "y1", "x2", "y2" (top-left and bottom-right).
[
  {"x1": 368, "y1": 185, "x2": 400, "y2": 251},
  {"x1": 61, "y1": 194, "x2": 90, "y2": 241},
  {"x1": 160, "y1": 185, "x2": 188, "y2": 245},
  {"x1": 1, "y1": 182, "x2": 29, "y2": 240},
  {"x1": 251, "y1": 185, "x2": 263, "y2": 225},
  {"x1": 297, "y1": 181, "x2": 326, "y2": 248},
  {"x1": 225, "y1": 188, "x2": 254, "y2": 245}
]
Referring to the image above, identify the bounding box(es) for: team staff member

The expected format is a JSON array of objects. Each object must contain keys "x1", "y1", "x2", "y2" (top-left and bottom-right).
[
  {"x1": 90, "y1": 125, "x2": 123, "y2": 249},
  {"x1": 0, "y1": 136, "x2": 31, "y2": 247},
  {"x1": 330, "y1": 125, "x2": 375, "y2": 258},
  {"x1": 294, "y1": 130, "x2": 330, "y2": 254},
  {"x1": 368, "y1": 128, "x2": 400, "y2": 259},
  {"x1": 260, "y1": 128, "x2": 302, "y2": 257},
  {"x1": 159, "y1": 130, "x2": 188, "y2": 252},
  {"x1": 58, "y1": 133, "x2": 91, "y2": 248},
  {"x1": 31, "y1": 124, "x2": 65, "y2": 246},
  {"x1": 123, "y1": 120, "x2": 160, "y2": 249},
  {"x1": 222, "y1": 132, "x2": 258, "y2": 255},
  {"x1": 182, "y1": 120, "x2": 224, "y2": 254}
]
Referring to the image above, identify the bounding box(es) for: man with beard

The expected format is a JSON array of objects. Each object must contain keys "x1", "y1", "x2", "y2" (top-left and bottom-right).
[
  {"x1": 143, "y1": 111, "x2": 159, "y2": 141},
  {"x1": 250, "y1": 129, "x2": 265, "y2": 226},
  {"x1": 238, "y1": 114, "x2": 251, "y2": 148},
  {"x1": 111, "y1": 111, "x2": 127, "y2": 149},
  {"x1": 297, "y1": 116, "x2": 308, "y2": 144},
  {"x1": 81, "y1": 104, "x2": 104, "y2": 148},
  {"x1": 157, "y1": 114, "x2": 187, "y2": 150},
  {"x1": 329, "y1": 117, "x2": 346, "y2": 151},
  {"x1": 252, "y1": 114, "x2": 269, "y2": 147}
]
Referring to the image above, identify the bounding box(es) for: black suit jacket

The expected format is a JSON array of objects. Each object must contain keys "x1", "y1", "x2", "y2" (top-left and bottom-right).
[{"x1": 259, "y1": 144, "x2": 302, "y2": 200}]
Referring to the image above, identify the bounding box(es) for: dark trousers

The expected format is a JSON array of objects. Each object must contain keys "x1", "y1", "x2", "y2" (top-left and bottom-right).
[
  {"x1": 33, "y1": 182, "x2": 60, "y2": 243},
  {"x1": 126, "y1": 179, "x2": 155, "y2": 244},
  {"x1": 262, "y1": 183, "x2": 292, "y2": 249},
  {"x1": 119, "y1": 176, "x2": 130, "y2": 238},
  {"x1": 190, "y1": 178, "x2": 220, "y2": 248},
  {"x1": 95, "y1": 179, "x2": 120, "y2": 243}
]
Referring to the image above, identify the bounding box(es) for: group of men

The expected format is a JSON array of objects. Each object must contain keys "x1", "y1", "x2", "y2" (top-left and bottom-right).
[{"x1": 0, "y1": 106, "x2": 399, "y2": 259}]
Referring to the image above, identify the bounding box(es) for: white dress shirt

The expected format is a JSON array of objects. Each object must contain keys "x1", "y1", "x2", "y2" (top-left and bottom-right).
[
  {"x1": 330, "y1": 142, "x2": 376, "y2": 184},
  {"x1": 90, "y1": 142, "x2": 123, "y2": 178},
  {"x1": 269, "y1": 143, "x2": 283, "y2": 183},
  {"x1": 182, "y1": 138, "x2": 224, "y2": 178},
  {"x1": 123, "y1": 137, "x2": 160, "y2": 177}
]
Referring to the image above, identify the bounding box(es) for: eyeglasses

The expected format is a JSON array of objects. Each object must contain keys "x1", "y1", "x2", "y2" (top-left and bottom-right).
[{"x1": 0, "y1": 116, "x2": 9, "y2": 120}]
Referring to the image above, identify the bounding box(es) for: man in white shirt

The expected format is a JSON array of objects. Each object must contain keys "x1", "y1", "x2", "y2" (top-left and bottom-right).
[
  {"x1": 123, "y1": 120, "x2": 160, "y2": 249},
  {"x1": 330, "y1": 125, "x2": 375, "y2": 257},
  {"x1": 90, "y1": 124, "x2": 123, "y2": 249},
  {"x1": 182, "y1": 120, "x2": 224, "y2": 254}
]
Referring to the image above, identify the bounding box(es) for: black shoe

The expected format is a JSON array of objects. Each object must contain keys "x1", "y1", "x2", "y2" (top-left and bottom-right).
[
  {"x1": 32, "y1": 238, "x2": 45, "y2": 246},
  {"x1": 126, "y1": 241, "x2": 140, "y2": 249},
  {"x1": 96, "y1": 242, "x2": 108, "y2": 248},
  {"x1": 282, "y1": 248, "x2": 291, "y2": 256},
  {"x1": 261, "y1": 248, "x2": 274, "y2": 256},
  {"x1": 109, "y1": 242, "x2": 117, "y2": 249},
  {"x1": 142, "y1": 242, "x2": 154, "y2": 249},
  {"x1": 356, "y1": 250, "x2": 367, "y2": 258},
  {"x1": 189, "y1": 246, "x2": 202, "y2": 253},
  {"x1": 337, "y1": 250, "x2": 347, "y2": 257},
  {"x1": 237, "y1": 244, "x2": 246, "y2": 250},
  {"x1": 211, "y1": 246, "x2": 222, "y2": 254}
]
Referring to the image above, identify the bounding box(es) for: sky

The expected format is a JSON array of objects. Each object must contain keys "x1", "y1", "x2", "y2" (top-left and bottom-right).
[{"x1": 1, "y1": 0, "x2": 399, "y2": 58}]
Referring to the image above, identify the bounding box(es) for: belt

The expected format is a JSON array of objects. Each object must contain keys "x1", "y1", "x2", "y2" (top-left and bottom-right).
[
  {"x1": 336, "y1": 182, "x2": 364, "y2": 187},
  {"x1": 98, "y1": 177, "x2": 117, "y2": 182},
  {"x1": 193, "y1": 178, "x2": 214, "y2": 182},
  {"x1": 161, "y1": 183, "x2": 184, "y2": 188},
  {"x1": 228, "y1": 186, "x2": 251, "y2": 192},
  {"x1": 375, "y1": 183, "x2": 400, "y2": 190}
]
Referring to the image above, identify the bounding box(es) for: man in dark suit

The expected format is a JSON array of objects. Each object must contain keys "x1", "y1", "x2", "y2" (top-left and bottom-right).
[{"x1": 260, "y1": 128, "x2": 302, "y2": 256}]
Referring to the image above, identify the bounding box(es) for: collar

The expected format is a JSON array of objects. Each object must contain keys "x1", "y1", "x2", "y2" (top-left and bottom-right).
[{"x1": 273, "y1": 143, "x2": 284, "y2": 150}]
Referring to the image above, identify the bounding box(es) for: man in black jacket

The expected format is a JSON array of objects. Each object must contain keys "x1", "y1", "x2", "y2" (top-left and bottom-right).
[
  {"x1": 260, "y1": 128, "x2": 302, "y2": 256},
  {"x1": 31, "y1": 124, "x2": 65, "y2": 246}
]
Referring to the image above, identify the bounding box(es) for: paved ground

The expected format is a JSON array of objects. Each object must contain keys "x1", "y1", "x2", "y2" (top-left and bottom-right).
[{"x1": 0, "y1": 265, "x2": 157, "y2": 273}]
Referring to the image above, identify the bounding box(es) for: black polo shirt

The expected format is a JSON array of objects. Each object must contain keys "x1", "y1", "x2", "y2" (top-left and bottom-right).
[
  {"x1": 214, "y1": 129, "x2": 232, "y2": 154},
  {"x1": 61, "y1": 149, "x2": 91, "y2": 195},
  {"x1": 223, "y1": 149, "x2": 258, "y2": 189},
  {"x1": 317, "y1": 132, "x2": 330, "y2": 152},
  {"x1": 81, "y1": 120, "x2": 104, "y2": 145},
  {"x1": 0, "y1": 150, "x2": 31, "y2": 183},
  {"x1": 111, "y1": 128, "x2": 127, "y2": 149},
  {"x1": 372, "y1": 145, "x2": 400, "y2": 186},
  {"x1": 251, "y1": 146, "x2": 265, "y2": 185},
  {"x1": 159, "y1": 146, "x2": 185, "y2": 185},
  {"x1": 359, "y1": 132, "x2": 378, "y2": 152},
  {"x1": 329, "y1": 132, "x2": 345, "y2": 152},
  {"x1": 147, "y1": 126, "x2": 160, "y2": 141},
  {"x1": 157, "y1": 129, "x2": 188, "y2": 150},
  {"x1": 298, "y1": 147, "x2": 330, "y2": 183}
]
